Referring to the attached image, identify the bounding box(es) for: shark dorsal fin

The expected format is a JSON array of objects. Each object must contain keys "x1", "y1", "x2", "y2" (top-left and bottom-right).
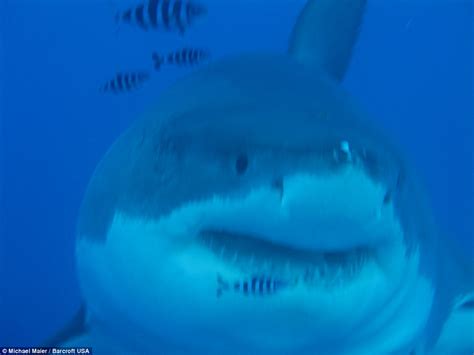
[{"x1": 288, "y1": 0, "x2": 367, "y2": 82}]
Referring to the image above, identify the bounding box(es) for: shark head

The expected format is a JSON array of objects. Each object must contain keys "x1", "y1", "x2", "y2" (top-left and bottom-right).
[{"x1": 70, "y1": 1, "x2": 472, "y2": 354}]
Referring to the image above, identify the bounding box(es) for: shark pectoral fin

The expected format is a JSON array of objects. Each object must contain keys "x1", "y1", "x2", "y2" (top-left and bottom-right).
[
  {"x1": 44, "y1": 306, "x2": 129, "y2": 354},
  {"x1": 433, "y1": 294, "x2": 474, "y2": 355},
  {"x1": 42, "y1": 304, "x2": 88, "y2": 347},
  {"x1": 57, "y1": 328, "x2": 127, "y2": 355},
  {"x1": 433, "y1": 234, "x2": 474, "y2": 354},
  {"x1": 288, "y1": 0, "x2": 367, "y2": 82},
  {"x1": 440, "y1": 234, "x2": 474, "y2": 303}
]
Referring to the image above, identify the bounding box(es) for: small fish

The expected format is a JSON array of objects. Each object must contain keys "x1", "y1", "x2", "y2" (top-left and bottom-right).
[
  {"x1": 152, "y1": 48, "x2": 209, "y2": 70},
  {"x1": 216, "y1": 273, "x2": 294, "y2": 298},
  {"x1": 115, "y1": 0, "x2": 207, "y2": 34},
  {"x1": 100, "y1": 71, "x2": 150, "y2": 94}
]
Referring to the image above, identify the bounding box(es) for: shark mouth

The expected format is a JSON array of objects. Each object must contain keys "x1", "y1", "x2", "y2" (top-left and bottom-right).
[
  {"x1": 198, "y1": 228, "x2": 373, "y2": 287},
  {"x1": 174, "y1": 168, "x2": 405, "y2": 291}
]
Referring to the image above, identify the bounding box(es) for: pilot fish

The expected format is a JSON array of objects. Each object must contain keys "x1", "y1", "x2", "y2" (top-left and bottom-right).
[
  {"x1": 216, "y1": 273, "x2": 296, "y2": 298},
  {"x1": 100, "y1": 71, "x2": 150, "y2": 94},
  {"x1": 115, "y1": 0, "x2": 207, "y2": 34},
  {"x1": 152, "y1": 48, "x2": 210, "y2": 70}
]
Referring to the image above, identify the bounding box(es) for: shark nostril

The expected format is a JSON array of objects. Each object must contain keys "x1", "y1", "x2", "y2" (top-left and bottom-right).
[
  {"x1": 235, "y1": 154, "x2": 249, "y2": 175},
  {"x1": 383, "y1": 190, "x2": 392, "y2": 205},
  {"x1": 272, "y1": 177, "x2": 284, "y2": 198}
]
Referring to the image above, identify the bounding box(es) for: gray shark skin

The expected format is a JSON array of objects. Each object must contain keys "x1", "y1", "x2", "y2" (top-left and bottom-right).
[{"x1": 55, "y1": 0, "x2": 473, "y2": 354}]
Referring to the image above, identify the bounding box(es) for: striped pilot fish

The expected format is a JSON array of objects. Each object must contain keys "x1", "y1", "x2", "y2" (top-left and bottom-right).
[
  {"x1": 100, "y1": 71, "x2": 150, "y2": 94},
  {"x1": 152, "y1": 48, "x2": 210, "y2": 70},
  {"x1": 115, "y1": 0, "x2": 207, "y2": 34},
  {"x1": 216, "y1": 273, "x2": 296, "y2": 298}
]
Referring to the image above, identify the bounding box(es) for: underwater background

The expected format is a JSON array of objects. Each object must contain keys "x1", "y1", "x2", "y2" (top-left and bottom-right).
[{"x1": 0, "y1": 0, "x2": 472, "y2": 347}]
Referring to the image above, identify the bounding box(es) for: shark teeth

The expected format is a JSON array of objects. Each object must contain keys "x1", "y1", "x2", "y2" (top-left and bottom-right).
[{"x1": 198, "y1": 229, "x2": 371, "y2": 287}]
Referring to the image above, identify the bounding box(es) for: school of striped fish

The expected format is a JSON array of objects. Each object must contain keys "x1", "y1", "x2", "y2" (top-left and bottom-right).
[{"x1": 101, "y1": 0, "x2": 209, "y2": 94}]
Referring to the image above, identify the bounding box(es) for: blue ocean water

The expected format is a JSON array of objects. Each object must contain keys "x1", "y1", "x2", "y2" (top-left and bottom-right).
[{"x1": 0, "y1": 0, "x2": 472, "y2": 348}]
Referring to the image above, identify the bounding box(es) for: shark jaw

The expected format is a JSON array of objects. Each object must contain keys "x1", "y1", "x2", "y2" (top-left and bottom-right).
[{"x1": 76, "y1": 165, "x2": 434, "y2": 353}]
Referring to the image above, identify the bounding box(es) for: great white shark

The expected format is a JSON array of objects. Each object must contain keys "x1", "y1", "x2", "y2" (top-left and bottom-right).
[{"x1": 50, "y1": 0, "x2": 473, "y2": 353}]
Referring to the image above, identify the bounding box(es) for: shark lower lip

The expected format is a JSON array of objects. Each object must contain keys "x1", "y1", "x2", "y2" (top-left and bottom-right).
[{"x1": 198, "y1": 229, "x2": 373, "y2": 285}]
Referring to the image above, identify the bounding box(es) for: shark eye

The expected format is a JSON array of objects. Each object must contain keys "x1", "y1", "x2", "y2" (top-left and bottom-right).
[{"x1": 235, "y1": 153, "x2": 249, "y2": 175}]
